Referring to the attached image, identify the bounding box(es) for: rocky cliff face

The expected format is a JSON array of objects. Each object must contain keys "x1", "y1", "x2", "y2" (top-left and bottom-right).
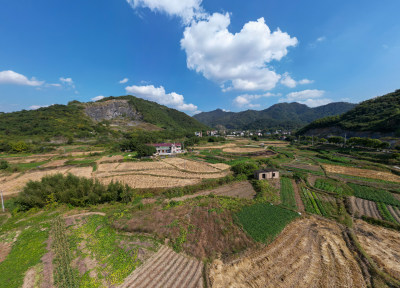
[{"x1": 84, "y1": 100, "x2": 142, "y2": 122}]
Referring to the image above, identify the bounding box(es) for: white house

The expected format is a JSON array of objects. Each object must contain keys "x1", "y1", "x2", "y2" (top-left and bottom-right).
[{"x1": 148, "y1": 143, "x2": 183, "y2": 155}]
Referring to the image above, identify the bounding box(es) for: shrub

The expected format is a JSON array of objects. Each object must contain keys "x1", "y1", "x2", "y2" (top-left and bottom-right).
[
  {"x1": 15, "y1": 174, "x2": 135, "y2": 211},
  {"x1": 0, "y1": 160, "x2": 9, "y2": 170},
  {"x1": 231, "y1": 162, "x2": 259, "y2": 177}
]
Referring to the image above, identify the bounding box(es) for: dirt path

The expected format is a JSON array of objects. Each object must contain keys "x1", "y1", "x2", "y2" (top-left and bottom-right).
[
  {"x1": 209, "y1": 217, "x2": 367, "y2": 288},
  {"x1": 291, "y1": 180, "x2": 305, "y2": 212},
  {"x1": 355, "y1": 220, "x2": 400, "y2": 280},
  {"x1": 22, "y1": 268, "x2": 36, "y2": 288},
  {"x1": 170, "y1": 181, "x2": 256, "y2": 202},
  {"x1": 40, "y1": 237, "x2": 54, "y2": 288},
  {"x1": 119, "y1": 245, "x2": 203, "y2": 288}
]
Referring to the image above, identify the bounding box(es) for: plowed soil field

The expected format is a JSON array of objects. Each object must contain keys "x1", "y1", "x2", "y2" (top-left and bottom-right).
[
  {"x1": 349, "y1": 197, "x2": 382, "y2": 219},
  {"x1": 209, "y1": 217, "x2": 367, "y2": 288},
  {"x1": 119, "y1": 245, "x2": 203, "y2": 288},
  {"x1": 324, "y1": 165, "x2": 400, "y2": 183},
  {"x1": 355, "y1": 220, "x2": 400, "y2": 280}
]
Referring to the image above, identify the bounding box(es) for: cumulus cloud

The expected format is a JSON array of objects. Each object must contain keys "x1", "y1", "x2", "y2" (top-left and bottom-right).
[
  {"x1": 233, "y1": 92, "x2": 275, "y2": 109},
  {"x1": 91, "y1": 95, "x2": 105, "y2": 101},
  {"x1": 298, "y1": 79, "x2": 314, "y2": 85},
  {"x1": 126, "y1": 0, "x2": 204, "y2": 23},
  {"x1": 181, "y1": 14, "x2": 298, "y2": 92},
  {"x1": 0, "y1": 70, "x2": 44, "y2": 86},
  {"x1": 46, "y1": 83, "x2": 62, "y2": 87},
  {"x1": 280, "y1": 73, "x2": 314, "y2": 88},
  {"x1": 119, "y1": 78, "x2": 129, "y2": 84},
  {"x1": 280, "y1": 89, "x2": 331, "y2": 107},
  {"x1": 60, "y1": 77, "x2": 76, "y2": 89},
  {"x1": 125, "y1": 84, "x2": 198, "y2": 113}
]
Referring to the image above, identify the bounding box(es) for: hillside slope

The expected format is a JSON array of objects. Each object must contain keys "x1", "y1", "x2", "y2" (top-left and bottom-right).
[
  {"x1": 298, "y1": 89, "x2": 400, "y2": 138},
  {"x1": 194, "y1": 102, "x2": 355, "y2": 130},
  {"x1": 0, "y1": 95, "x2": 208, "y2": 140}
]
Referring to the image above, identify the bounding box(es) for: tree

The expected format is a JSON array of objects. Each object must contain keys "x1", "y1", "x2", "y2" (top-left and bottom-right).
[
  {"x1": 231, "y1": 162, "x2": 259, "y2": 177},
  {"x1": 0, "y1": 160, "x2": 9, "y2": 170},
  {"x1": 136, "y1": 144, "x2": 156, "y2": 157}
]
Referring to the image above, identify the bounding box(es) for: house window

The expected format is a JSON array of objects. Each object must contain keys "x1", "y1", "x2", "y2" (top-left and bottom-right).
[
  {"x1": 262, "y1": 174, "x2": 266, "y2": 179},
  {"x1": 272, "y1": 172, "x2": 276, "y2": 177}
]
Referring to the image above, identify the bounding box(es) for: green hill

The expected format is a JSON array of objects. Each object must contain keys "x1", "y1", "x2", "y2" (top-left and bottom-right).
[
  {"x1": 298, "y1": 89, "x2": 400, "y2": 137},
  {"x1": 194, "y1": 102, "x2": 355, "y2": 130},
  {"x1": 0, "y1": 95, "x2": 208, "y2": 141}
]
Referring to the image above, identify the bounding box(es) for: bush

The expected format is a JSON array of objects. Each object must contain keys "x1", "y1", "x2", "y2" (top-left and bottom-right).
[
  {"x1": 231, "y1": 162, "x2": 259, "y2": 177},
  {"x1": 15, "y1": 174, "x2": 135, "y2": 211},
  {"x1": 0, "y1": 160, "x2": 9, "y2": 170},
  {"x1": 136, "y1": 144, "x2": 156, "y2": 157}
]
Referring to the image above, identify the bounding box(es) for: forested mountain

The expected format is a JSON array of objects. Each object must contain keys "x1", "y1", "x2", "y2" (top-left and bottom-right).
[
  {"x1": 0, "y1": 95, "x2": 208, "y2": 141},
  {"x1": 194, "y1": 102, "x2": 355, "y2": 130},
  {"x1": 298, "y1": 89, "x2": 400, "y2": 137}
]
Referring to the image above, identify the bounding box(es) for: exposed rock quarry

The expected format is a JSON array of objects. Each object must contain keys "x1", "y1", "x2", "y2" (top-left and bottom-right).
[{"x1": 85, "y1": 100, "x2": 142, "y2": 122}]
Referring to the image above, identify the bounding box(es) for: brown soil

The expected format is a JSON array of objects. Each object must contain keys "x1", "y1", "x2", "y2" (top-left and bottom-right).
[
  {"x1": 324, "y1": 164, "x2": 400, "y2": 183},
  {"x1": 292, "y1": 179, "x2": 305, "y2": 212},
  {"x1": 0, "y1": 242, "x2": 12, "y2": 263},
  {"x1": 119, "y1": 245, "x2": 203, "y2": 288},
  {"x1": 120, "y1": 199, "x2": 254, "y2": 259},
  {"x1": 40, "y1": 237, "x2": 54, "y2": 288},
  {"x1": 308, "y1": 174, "x2": 321, "y2": 187},
  {"x1": 170, "y1": 181, "x2": 256, "y2": 202},
  {"x1": 387, "y1": 205, "x2": 400, "y2": 223},
  {"x1": 349, "y1": 197, "x2": 382, "y2": 219},
  {"x1": 209, "y1": 217, "x2": 367, "y2": 288},
  {"x1": 22, "y1": 267, "x2": 36, "y2": 288},
  {"x1": 355, "y1": 220, "x2": 400, "y2": 280}
]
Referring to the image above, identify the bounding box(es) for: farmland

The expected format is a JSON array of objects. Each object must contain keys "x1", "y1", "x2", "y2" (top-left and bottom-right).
[{"x1": 2, "y1": 137, "x2": 400, "y2": 287}]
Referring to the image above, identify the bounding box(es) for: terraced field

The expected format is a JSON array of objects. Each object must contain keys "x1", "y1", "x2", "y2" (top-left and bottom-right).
[
  {"x1": 209, "y1": 217, "x2": 367, "y2": 288},
  {"x1": 355, "y1": 220, "x2": 400, "y2": 280},
  {"x1": 120, "y1": 246, "x2": 203, "y2": 288},
  {"x1": 349, "y1": 196, "x2": 382, "y2": 219}
]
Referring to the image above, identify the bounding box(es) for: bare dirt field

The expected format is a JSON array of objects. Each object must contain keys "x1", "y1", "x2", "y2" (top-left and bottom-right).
[
  {"x1": 349, "y1": 197, "x2": 382, "y2": 219},
  {"x1": 209, "y1": 217, "x2": 367, "y2": 288},
  {"x1": 292, "y1": 180, "x2": 305, "y2": 212},
  {"x1": 355, "y1": 220, "x2": 400, "y2": 280},
  {"x1": 223, "y1": 147, "x2": 266, "y2": 153},
  {"x1": 170, "y1": 181, "x2": 256, "y2": 202},
  {"x1": 162, "y1": 158, "x2": 222, "y2": 173},
  {"x1": 324, "y1": 164, "x2": 400, "y2": 183},
  {"x1": 97, "y1": 155, "x2": 124, "y2": 163},
  {"x1": 40, "y1": 159, "x2": 68, "y2": 168},
  {"x1": 119, "y1": 245, "x2": 203, "y2": 288},
  {"x1": 195, "y1": 143, "x2": 236, "y2": 150}
]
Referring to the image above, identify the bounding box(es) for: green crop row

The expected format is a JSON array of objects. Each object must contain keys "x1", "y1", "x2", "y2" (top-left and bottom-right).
[
  {"x1": 314, "y1": 178, "x2": 353, "y2": 196},
  {"x1": 280, "y1": 177, "x2": 297, "y2": 209},
  {"x1": 377, "y1": 203, "x2": 399, "y2": 224},
  {"x1": 348, "y1": 183, "x2": 400, "y2": 207},
  {"x1": 236, "y1": 203, "x2": 299, "y2": 244}
]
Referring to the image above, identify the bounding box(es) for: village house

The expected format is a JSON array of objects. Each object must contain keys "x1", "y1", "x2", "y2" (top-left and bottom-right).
[
  {"x1": 254, "y1": 168, "x2": 280, "y2": 180},
  {"x1": 148, "y1": 143, "x2": 183, "y2": 155}
]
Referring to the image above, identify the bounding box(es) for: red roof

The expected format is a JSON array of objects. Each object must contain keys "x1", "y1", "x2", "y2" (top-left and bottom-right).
[{"x1": 147, "y1": 143, "x2": 182, "y2": 147}]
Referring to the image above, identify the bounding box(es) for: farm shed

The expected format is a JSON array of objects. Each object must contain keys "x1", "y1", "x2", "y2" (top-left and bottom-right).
[{"x1": 254, "y1": 169, "x2": 280, "y2": 180}]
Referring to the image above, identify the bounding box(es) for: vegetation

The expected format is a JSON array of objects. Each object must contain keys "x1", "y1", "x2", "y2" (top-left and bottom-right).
[
  {"x1": 299, "y1": 89, "x2": 400, "y2": 134},
  {"x1": 252, "y1": 180, "x2": 280, "y2": 203},
  {"x1": 280, "y1": 177, "x2": 297, "y2": 209},
  {"x1": 194, "y1": 102, "x2": 355, "y2": 130},
  {"x1": 15, "y1": 174, "x2": 135, "y2": 210},
  {"x1": 348, "y1": 183, "x2": 400, "y2": 207},
  {"x1": 314, "y1": 178, "x2": 353, "y2": 196},
  {"x1": 376, "y1": 203, "x2": 399, "y2": 224},
  {"x1": 236, "y1": 203, "x2": 299, "y2": 243}
]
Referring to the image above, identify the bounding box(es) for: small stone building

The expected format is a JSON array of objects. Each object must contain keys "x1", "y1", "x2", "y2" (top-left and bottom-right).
[{"x1": 254, "y1": 169, "x2": 280, "y2": 180}]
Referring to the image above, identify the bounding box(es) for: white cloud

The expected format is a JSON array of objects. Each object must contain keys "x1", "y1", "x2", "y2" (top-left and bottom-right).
[
  {"x1": 233, "y1": 92, "x2": 275, "y2": 108},
  {"x1": 119, "y1": 78, "x2": 129, "y2": 84},
  {"x1": 91, "y1": 95, "x2": 105, "y2": 102},
  {"x1": 125, "y1": 84, "x2": 198, "y2": 113},
  {"x1": 60, "y1": 77, "x2": 75, "y2": 89},
  {"x1": 29, "y1": 104, "x2": 51, "y2": 110},
  {"x1": 0, "y1": 70, "x2": 44, "y2": 86},
  {"x1": 309, "y1": 36, "x2": 327, "y2": 48},
  {"x1": 126, "y1": 0, "x2": 204, "y2": 23},
  {"x1": 316, "y1": 36, "x2": 326, "y2": 42},
  {"x1": 181, "y1": 14, "x2": 298, "y2": 92},
  {"x1": 46, "y1": 83, "x2": 62, "y2": 87},
  {"x1": 280, "y1": 89, "x2": 331, "y2": 107},
  {"x1": 281, "y1": 73, "x2": 314, "y2": 88}
]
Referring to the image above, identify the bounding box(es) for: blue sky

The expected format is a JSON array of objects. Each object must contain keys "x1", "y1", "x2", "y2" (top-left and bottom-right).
[{"x1": 0, "y1": 0, "x2": 399, "y2": 114}]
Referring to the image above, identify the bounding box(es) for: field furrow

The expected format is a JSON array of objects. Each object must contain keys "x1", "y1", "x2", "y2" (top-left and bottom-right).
[
  {"x1": 209, "y1": 217, "x2": 367, "y2": 288},
  {"x1": 387, "y1": 205, "x2": 400, "y2": 223}
]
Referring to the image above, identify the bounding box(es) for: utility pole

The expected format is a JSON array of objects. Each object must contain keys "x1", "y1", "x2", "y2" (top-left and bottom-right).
[{"x1": 1, "y1": 190, "x2": 4, "y2": 213}]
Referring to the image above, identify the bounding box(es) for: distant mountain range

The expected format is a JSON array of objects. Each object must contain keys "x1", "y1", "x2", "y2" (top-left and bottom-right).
[
  {"x1": 193, "y1": 102, "x2": 356, "y2": 131},
  {"x1": 298, "y1": 89, "x2": 400, "y2": 138},
  {"x1": 0, "y1": 95, "x2": 208, "y2": 141}
]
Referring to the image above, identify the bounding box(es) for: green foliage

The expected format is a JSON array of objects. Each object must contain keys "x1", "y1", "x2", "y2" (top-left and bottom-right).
[
  {"x1": 300, "y1": 89, "x2": 400, "y2": 134},
  {"x1": 280, "y1": 177, "x2": 297, "y2": 209},
  {"x1": 15, "y1": 174, "x2": 135, "y2": 210},
  {"x1": 301, "y1": 188, "x2": 321, "y2": 215},
  {"x1": 231, "y1": 161, "x2": 259, "y2": 177},
  {"x1": 314, "y1": 178, "x2": 353, "y2": 196},
  {"x1": 136, "y1": 144, "x2": 156, "y2": 157},
  {"x1": 376, "y1": 203, "x2": 398, "y2": 224},
  {"x1": 327, "y1": 136, "x2": 344, "y2": 144},
  {"x1": 361, "y1": 216, "x2": 400, "y2": 232},
  {"x1": 0, "y1": 227, "x2": 48, "y2": 288},
  {"x1": 252, "y1": 180, "x2": 280, "y2": 203},
  {"x1": 348, "y1": 183, "x2": 400, "y2": 207},
  {"x1": 236, "y1": 203, "x2": 299, "y2": 243},
  {"x1": 0, "y1": 159, "x2": 9, "y2": 170}
]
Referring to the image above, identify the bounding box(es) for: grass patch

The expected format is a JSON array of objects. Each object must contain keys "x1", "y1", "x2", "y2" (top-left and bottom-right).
[
  {"x1": 280, "y1": 177, "x2": 296, "y2": 209},
  {"x1": 236, "y1": 203, "x2": 299, "y2": 243},
  {"x1": 314, "y1": 178, "x2": 353, "y2": 196}
]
